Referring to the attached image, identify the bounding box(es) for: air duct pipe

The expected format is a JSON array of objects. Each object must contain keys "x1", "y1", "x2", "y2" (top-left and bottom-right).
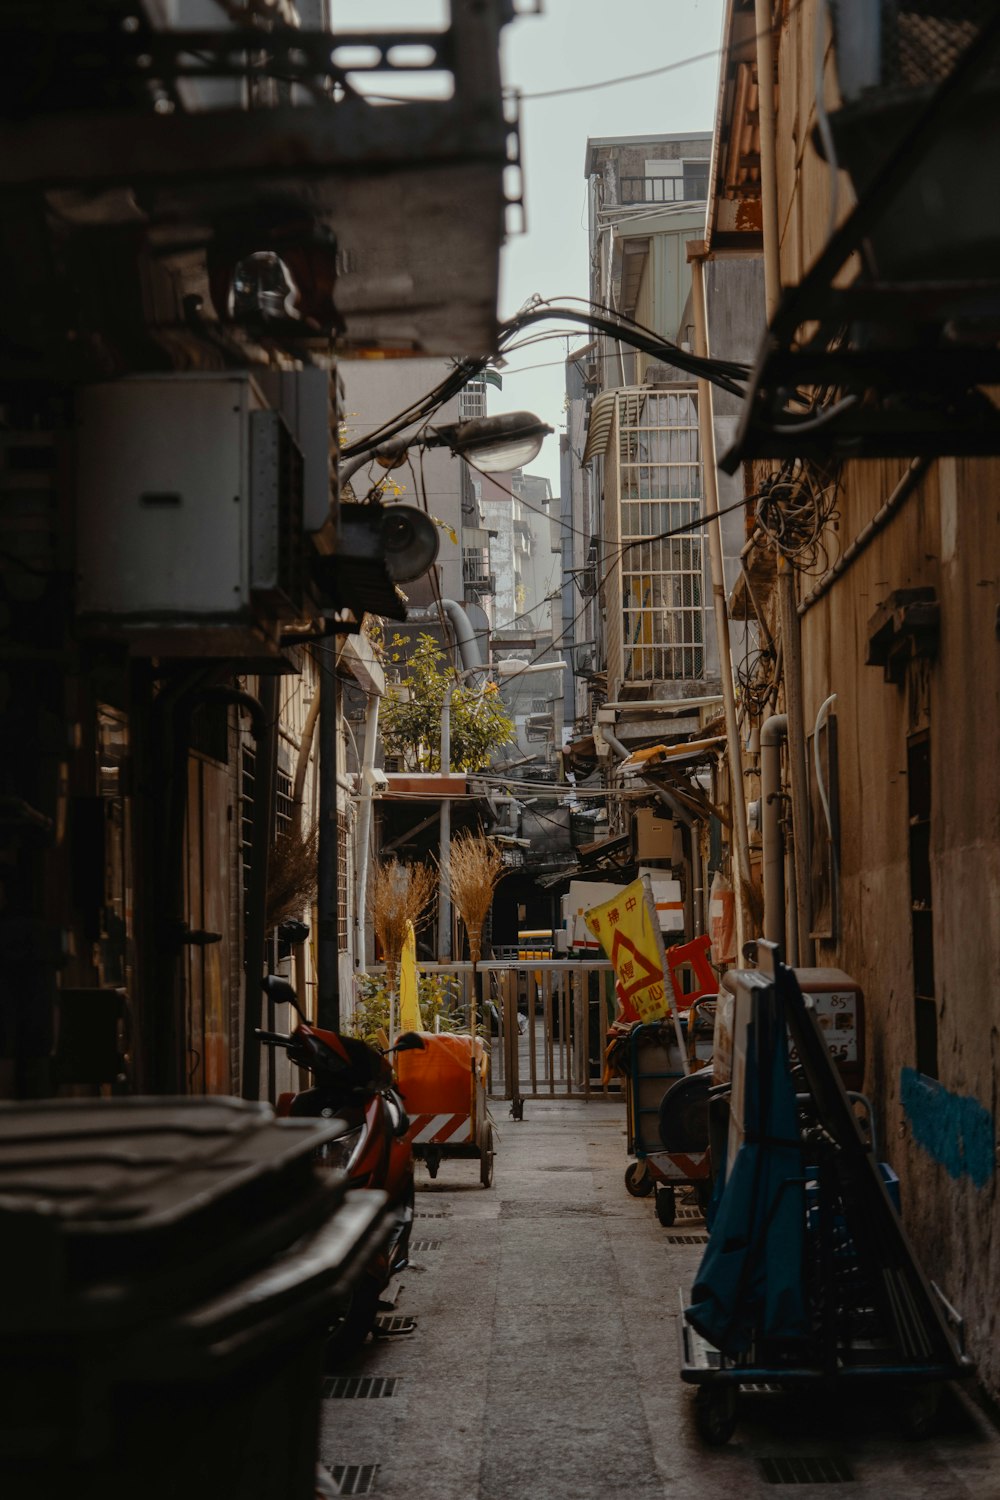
[
  {"x1": 761, "y1": 713, "x2": 789, "y2": 956},
  {"x1": 405, "y1": 598, "x2": 484, "y2": 675}
]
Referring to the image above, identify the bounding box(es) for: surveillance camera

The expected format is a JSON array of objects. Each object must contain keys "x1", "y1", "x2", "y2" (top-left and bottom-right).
[{"x1": 363, "y1": 767, "x2": 389, "y2": 795}]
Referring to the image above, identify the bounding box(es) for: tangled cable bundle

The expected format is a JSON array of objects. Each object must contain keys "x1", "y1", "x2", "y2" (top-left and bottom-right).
[{"x1": 754, "y1": 455, "x2": 841, "y2": 571}]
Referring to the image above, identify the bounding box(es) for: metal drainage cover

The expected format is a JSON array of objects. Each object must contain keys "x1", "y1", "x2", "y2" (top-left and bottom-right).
[
  {"x1": 325, "y1": 1465, "x2": 379, "y2": 1496},
  {"x1": 760, "y1": 1456, "x2": 854, "y2": 1484},
  {"x1": 415, "y1": 1210, "x2": 449, "y2": 1218},
  {"x1": 374, "y1": 1314, "x2": 417, "y2": 1335},
  {"x1": 323, "y1": 1377, "x2": 398, "y2": 1400},
  {"x1": 665, "y1": 1233, "x2": 709, "y2": 1245},
  {"x1": 410, "y1": 1239, "x2": 442, "y2": 1253}
]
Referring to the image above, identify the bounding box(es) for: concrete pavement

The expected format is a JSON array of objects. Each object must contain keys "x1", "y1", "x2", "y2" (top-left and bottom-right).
[{"x1": 319, "y1": 1097, "x2": 1000, "y2": 1499}]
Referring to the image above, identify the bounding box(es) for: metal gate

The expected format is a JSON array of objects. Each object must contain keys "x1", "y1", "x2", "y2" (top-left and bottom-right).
[{"x1": 379, "y1": 960, "x2": 620, "y2": 1105}]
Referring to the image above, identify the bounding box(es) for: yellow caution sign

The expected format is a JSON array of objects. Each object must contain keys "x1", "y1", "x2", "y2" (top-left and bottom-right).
[{"x1": 583, "y1": 875, "x2": 671, "y2": 1024}]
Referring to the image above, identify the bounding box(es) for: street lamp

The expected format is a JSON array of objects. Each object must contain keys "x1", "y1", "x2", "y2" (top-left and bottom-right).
[{"x1": 339, "y1": 409, "x2": 553, "y2": 485}]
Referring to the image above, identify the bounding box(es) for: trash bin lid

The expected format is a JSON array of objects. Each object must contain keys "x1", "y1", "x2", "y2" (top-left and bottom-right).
[{"x1": 0, "y1": 1097, "x2": 351, "y2": 1332}]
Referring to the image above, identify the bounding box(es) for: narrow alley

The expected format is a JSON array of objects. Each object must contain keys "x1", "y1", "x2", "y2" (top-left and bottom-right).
[{"x1": 319, "y1": 1098, "x2": 1000, "y2": 1500}]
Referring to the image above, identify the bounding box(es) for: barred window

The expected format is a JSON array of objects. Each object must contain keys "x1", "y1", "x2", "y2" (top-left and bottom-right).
[
  {"x1": 618, "y1": 390, "x2": 704, "y2": 681},
  {"x1": 337, "y1": 811, "x2": 349, "y2": 953}
]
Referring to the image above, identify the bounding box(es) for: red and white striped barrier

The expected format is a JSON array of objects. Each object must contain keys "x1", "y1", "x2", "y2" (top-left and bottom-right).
[{"x1": 406, "y1": 1112, "x2": 473, "y2": 1148}]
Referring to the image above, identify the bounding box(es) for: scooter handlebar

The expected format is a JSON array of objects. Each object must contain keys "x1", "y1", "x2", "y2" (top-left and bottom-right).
[{"x1": 255, "y1": 1028, "x2": 294, "y2": 1047}]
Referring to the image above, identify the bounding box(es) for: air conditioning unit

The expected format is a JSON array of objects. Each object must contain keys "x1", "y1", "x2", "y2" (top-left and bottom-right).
[{"x1": 76, "y1": 375, "x2": 307, "y2": 655}]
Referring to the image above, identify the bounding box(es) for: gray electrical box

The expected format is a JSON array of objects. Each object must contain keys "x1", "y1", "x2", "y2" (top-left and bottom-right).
[{"x1": 76, "y1": 374, "x2": 307, "y2": 654}]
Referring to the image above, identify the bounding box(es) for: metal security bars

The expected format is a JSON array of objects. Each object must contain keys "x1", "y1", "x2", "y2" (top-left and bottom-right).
[{"x1": 617, "y1": 389, "x2": 705, "y2": 682}]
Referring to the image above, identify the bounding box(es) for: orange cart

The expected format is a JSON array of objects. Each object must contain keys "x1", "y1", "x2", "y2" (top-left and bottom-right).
[{"x1": 395, "y1": 1031, "x2": 494, "y2": 1188}]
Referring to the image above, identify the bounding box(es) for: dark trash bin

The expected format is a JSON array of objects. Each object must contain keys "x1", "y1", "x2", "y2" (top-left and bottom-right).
[{"x1": 0, "y1": 1097, "x2": 390, "y2": 1500}]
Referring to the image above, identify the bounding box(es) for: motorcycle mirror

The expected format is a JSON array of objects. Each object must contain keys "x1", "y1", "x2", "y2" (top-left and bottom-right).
[
  {"x1": 391, "y1": 1032, "x2": 427, "y2": 1053},
  {"x1": 261, "y1": 974, "x2": 308, "y2": 1020}
]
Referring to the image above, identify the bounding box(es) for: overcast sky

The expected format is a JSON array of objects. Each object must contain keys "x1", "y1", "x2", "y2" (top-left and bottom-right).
[{"x1": 332, "y1": 1, "x2": 725, "y2": 493}]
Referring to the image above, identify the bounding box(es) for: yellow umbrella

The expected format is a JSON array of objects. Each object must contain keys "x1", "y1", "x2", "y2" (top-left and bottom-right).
[{"x1": 398, "y1": 919, "x2": 422, "y2": 1033}]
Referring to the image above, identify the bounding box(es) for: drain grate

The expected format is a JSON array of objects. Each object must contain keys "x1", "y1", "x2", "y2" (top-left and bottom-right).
[
  {"x1": 665, "y1": 1233, "x2": 709, "y2": 1245},
  {"x1": 325, "y1": 1465, "x2": 379, "y2": 1496},
  {"x1": 677, "y1": 1206, "x2": 705, "y2": 1221},
  {"x1": 323, "y1": 1377, "x2": 398, "y2": 1400},
  {"x1": 760, "y1": 1456, "x2": 854, "y2": 1484},
  {"x1": 410, "y1": 1239, "x2": 442, "y2": 1252},
  {"x1": 415, "y1": 1210, "x2": 449, "y2": 1218},
  {"x1": 374, "y1": 1313, "x2": 417, "y2": 1335}
]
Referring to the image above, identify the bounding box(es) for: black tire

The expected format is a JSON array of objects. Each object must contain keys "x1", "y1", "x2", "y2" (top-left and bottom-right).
[
  {"x1": 324, "y1": 1274, "x2": 382, "y2": 1367},
  {"x1": 694, "y1": 1179, "x2": 713, "y2": 1214},
  {"x1": 425, "y1": 1146, "x2": 441, "y2": 1179},
  {"x1": 480, "y1": 1124, "x2": 495, "y2": 1188},
  {"x1": 624, "y1": 1161, "x2": 654, "y2": 1198},
  {"x1": 694, "y1": 1385, "x2": 738, "y2": 1446},
  {"x1": 655, "y1": 1184, "x2": 676, "y2": 1227}
]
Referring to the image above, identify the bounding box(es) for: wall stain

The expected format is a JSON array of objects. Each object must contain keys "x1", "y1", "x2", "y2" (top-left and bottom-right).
[{"x1": 900, "y1": 1067, "x2": 996, "y2": 1189}]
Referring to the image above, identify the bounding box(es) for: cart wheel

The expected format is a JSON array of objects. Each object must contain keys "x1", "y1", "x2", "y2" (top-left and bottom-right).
[
  {"x1": 694, "y1": 1385, "x2": 738, "y2": 1446},
  {"x1": 425, "y1": 1146, "x2": 441, "y2": 1180},
  {"x1": 655, "y1": 1185, "x2": 676, "y2": 1227},
  {"x1": 479, "y1": 1125, "x2": 495, "y2": 1188},
  {"x1": 624, "y1": 1162, "x2": 654, "y2": 1198}
]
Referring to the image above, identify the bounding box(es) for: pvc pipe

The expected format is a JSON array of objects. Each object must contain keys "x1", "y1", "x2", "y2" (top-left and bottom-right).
[
  {"x1": 761, "y1": 713, "x2": 788, "y2": 951},
  {"x1": 601, "y1": 695, "x2": 724, "y2": 711}
]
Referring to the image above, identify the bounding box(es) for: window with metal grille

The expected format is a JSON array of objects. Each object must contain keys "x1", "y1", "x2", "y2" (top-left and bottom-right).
[
  {"x1": 618, "y1": 390, "x2": 705, "y2": 681},
  {"x1": 338, "y1": 811, "x2": 349, "y2": 953},
  {"x1": 275, "y1": 770, "x2": 293, "y2": 837},
  {"x1": 459, "y1": 380, "x2": 487, "y2": 420}
]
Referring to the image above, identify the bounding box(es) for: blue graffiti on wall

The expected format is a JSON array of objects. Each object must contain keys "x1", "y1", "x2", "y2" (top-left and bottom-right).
[{"x1": 900, "y1": 1068, "x2": 996, "y2": 1189}]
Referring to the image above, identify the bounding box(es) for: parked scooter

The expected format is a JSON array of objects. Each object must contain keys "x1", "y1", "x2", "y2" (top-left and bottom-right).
[{"x1": 256, "y1": 975, "x2": 425, "y2": 1362}]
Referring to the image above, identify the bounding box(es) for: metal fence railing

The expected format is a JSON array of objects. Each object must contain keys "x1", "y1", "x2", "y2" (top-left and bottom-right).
[{"x1": 364, "y1": 960, "x2": 621, "y2": 1104}]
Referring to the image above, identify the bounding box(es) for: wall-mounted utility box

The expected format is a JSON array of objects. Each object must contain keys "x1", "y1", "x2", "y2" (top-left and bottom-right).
[
  {"x1": 76, "y1": 375, "x2": 306, "y2": 655},
  {"x1": 634, "y1": 806, "x2": 673, "y2": 860}
]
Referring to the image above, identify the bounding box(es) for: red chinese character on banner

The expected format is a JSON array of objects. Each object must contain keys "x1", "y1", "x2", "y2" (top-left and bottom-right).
[
  {"x1": 625, "y1": 895, "x2": 637, "y2": 912},
  {"x1": 591, "y1": 916, "x2": 600, "y2": 932},
  {"x1": 621, "y1": 960, "x2": 634, "y2": 981},
  {"x1": 608, "y1": 907, "x2": 620, "y2": 925}
]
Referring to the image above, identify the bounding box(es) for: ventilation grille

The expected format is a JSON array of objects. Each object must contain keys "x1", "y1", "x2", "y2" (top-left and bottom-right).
[
  {"x1": 324, "y1": 1464, "x2": 380, "y2": 1496},
  {"x1": 323, "y1": 1377, "x2": 398, "y2": 1400},
  {"x1": 759, "y1": 1455, "x2": 854, "y2": 1484},
  {"x1": 374, "y1": 1314, "x2": 417, "y2": 1335}
]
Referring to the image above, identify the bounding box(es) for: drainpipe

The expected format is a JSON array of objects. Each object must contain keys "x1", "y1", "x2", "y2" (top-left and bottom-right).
[
  {"x1": 778, "y1": 564, "x2": 814, "y2": 965},
  {"x1": 761, "y1": 713, "x2": 788, "y2": 954},
  {"x1": 755, "y1": 0, "x2": 782, "y2": 321},
  {"x1": 354, "y1": 690, "x2": 382, "y2": 970},
  {"x1": 688, "y1": 246, "x2": 753, "y2": 954}
]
